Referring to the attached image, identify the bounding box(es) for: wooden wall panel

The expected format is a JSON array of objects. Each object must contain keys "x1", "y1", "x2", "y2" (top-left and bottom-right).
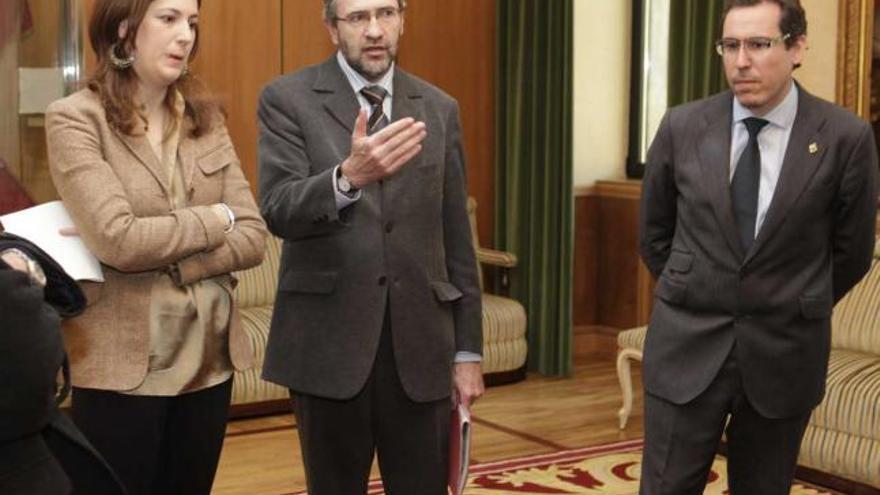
[
  {"x1": 592, "y1": 180, "x2": 654, "y2": 330},
  {"x1": 81, "y1": 0, "x2": 96, "y2": 74},
  {"x1": 597, "y1": 186, "x2": 640, "y2": 329},
  {"x1": 280, "y1": 0, "x2": 497, "y2": 246},
  {"x1": 19, "y1": 0, "x2": 60, "y2": 67},
  {"x1": 281, "y1": 0, "x2": 334, "y2": 73},
  {"x1": 573, "y1": 188, "x2": 599, "y2": 326},
  {"x1": 399, "y1": 1, "x2": 496, "y2": 246},
  {"x1": 193, "y1": 0, "x2": 282, "y2": 191}
]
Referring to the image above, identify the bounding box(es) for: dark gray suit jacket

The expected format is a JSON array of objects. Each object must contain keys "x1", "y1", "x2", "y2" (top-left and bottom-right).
[
  {"x1": 640, "y1": 87, "x2": 879, "y2": 418},
  {"x1": 257, "y1": 56, "x2": 482, "y2": 403}
]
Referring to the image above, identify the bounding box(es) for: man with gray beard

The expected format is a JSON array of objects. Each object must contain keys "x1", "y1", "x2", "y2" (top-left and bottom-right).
[{"x1": 258, "y1": 1, "x2": 484, "y2": 493}]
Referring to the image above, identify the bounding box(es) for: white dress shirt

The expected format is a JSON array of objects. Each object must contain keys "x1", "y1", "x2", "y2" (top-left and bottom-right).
[{"x1": 729, "y1": 82, "x2": 798, "y2": 238}]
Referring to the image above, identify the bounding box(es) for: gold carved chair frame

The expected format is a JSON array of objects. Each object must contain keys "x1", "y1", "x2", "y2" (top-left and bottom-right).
[{"x1": 837, "y1": 0, "x2": 875, "y2": 119}]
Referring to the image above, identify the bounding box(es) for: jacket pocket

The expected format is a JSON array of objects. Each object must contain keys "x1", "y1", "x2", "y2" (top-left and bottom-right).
[
  {"x1": 800, "y1": 295, "x2": 832, "y2": 319},
  {"x1": 431, "y1": 280, "x2": 463, "y2": 302},
  {"x1": 279, "y1": 271, "x2": 337, "y2": 294},
  {"x1": 197, "y1": 145, "x2": 236, "y2": 175},
  {"x1": 666, "y1": 250, "x2": 694, "y2": 274},
  {"x1": 655, "y1": 276, "x2": 686, "y2": 305}
]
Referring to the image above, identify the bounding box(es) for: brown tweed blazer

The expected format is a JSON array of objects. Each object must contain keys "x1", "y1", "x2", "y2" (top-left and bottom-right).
[{"x1": 45, "y1": 89, "x2": 267, "y2": 391}]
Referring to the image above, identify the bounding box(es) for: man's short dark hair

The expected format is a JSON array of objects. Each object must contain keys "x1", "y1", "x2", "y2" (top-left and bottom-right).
[
  {"x1": 721, "y1": 0, "x2": 807, "y2": 48},
  {"x1": 323, "y1": 0, "x2": 408, "y2": 23}
]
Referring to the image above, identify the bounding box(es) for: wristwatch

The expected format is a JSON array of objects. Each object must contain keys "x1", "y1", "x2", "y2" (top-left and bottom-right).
[
  {"x1": 1, "y1": 248, "x2": 47, "y2": 287},
  {"x1": 336, "y1": 167, "x2": 358, "y2": 198}
]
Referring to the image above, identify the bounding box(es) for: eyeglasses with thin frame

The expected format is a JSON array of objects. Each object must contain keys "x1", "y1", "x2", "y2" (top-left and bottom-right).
[
  {"x1": 714, "y1": 33, "x2": 791, "y2": 57},
  {"x1": 334, "y1": 7, "x2": 402, "y2": 29}
]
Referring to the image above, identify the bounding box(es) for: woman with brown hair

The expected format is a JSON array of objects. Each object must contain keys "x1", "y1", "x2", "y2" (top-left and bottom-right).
[{"x1": 45, "y1": 0, "x2": 267, "y2": 493}]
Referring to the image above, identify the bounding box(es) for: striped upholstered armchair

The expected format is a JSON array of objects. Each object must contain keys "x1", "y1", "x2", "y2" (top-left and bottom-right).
[
  {"x1": 616, "y1": 238, "x2": 880, "y2": 488},
  {"x1": 797, "y1": 239, "x2": 880, "y2": 488},
  {"x1": 230, "y1": 236, "x2": 288, "y2": 415},
  {"x1": 228, "y1": 198, "x2": 528, "y2": 416},
  {"x1": 466, "y1": 197, "x2": 528, "y2": 381}
]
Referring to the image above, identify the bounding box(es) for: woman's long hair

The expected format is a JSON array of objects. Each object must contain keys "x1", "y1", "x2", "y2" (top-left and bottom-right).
[{"x1": 87, "y1": 0, "x2": 220, "y2": 137}]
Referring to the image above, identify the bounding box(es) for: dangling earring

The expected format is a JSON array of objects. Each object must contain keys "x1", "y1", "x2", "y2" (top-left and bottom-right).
[
  {"x1": 180, "y1": 64, "x2": 190, "y2": 78},
  {"x1": 108, "y1": 42, "x2": 135, "y2": 70}
]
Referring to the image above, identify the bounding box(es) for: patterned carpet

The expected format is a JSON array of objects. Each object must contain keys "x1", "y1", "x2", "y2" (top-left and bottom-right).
[{"x1": 357, "y1": 439, "x2": 837, "y2": 495}]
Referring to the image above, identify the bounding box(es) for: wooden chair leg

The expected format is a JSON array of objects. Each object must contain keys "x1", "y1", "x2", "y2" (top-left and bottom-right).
[{"x1": 616, "y1": 348, "x2": 643, "y2": 429}]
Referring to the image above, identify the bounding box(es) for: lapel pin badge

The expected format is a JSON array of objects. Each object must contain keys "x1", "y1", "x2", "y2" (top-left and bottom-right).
[{"x1": 809, "y1": 142, "x2": 819, "y2": 154}]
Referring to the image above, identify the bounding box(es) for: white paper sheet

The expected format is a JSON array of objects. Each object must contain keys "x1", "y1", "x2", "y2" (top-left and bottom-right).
[{"x1": 1, "y1": 201, "x2": 104, "y2": 282}]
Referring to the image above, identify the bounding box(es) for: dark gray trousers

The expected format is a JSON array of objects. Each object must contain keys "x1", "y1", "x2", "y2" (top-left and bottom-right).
[
  {"x1": 640, "y1": 351, "x2": 811, "y2": 495},
  {"x1": 291, "y1": 309, "x2": 450, "y2": 495}
]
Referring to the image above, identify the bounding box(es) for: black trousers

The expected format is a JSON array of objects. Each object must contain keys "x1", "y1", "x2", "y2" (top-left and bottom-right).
[
  {"x1": 639, "y1": 351, "x2": 811, "y2": 495},
  {"x1": 71, "y1": 378, "x2": 233, "y2": 495},
  {"x1": 292, "y1": 311, "x2": 450, "y2": 495},
  {"x1": 41, "y1": 409, "x2": 126, "y2": 495}
]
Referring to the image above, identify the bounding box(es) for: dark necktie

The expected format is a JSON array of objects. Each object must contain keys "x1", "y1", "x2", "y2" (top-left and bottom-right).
[
  {"x1": 361, "y1": 86, "x2": 389, "y2": 135},
  {"x1": 731, "y1": 117, "x2": 769, "y2": 253}
]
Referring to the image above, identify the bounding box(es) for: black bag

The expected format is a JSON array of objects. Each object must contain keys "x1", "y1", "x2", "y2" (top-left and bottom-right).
[
  {"x1": 0, "y1": 231, "x2": 86, "y2": 404},
  {"x1": 0, "y1": 232, "x2": 86, "y2": 318}
]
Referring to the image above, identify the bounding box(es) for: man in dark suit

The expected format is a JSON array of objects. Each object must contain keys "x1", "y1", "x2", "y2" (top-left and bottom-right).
[
  {"x1": 257, "y1": 0, "x2": 484, "y2": 493},
  {"x1": 639, "y1": 1, "x2": 878, "y2": 494}
]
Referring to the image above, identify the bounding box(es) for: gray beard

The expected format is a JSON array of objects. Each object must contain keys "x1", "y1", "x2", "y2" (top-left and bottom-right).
[{"x1": 347, "y1": 54, "x2": 395, "y2": 82}]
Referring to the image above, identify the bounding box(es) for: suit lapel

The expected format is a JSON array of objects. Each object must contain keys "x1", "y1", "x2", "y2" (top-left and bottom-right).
[
  {"x1": 112, "y1": 128, "x2": 170, "y2": 195},
  {"x1": 173, "y1": 95, "x2": 199, "y2": 195},
  {"x1": 746, "y1": 89, "x2": 827, "y2": 264},
  {"x1": 382, "y1": 69, "x2": 425, "y2": 211},
  {"x1": 314, "y1": 57, "x2": 360, "y2": 134},
  {"x1": 391, "y1": 68, "x2": 425, "y2": 166},
  {"x1": 178, "y1": 121, "x2": 198, "y2": 194},
  {"x1": 697, "y1": 92, "x2": 744, "y2": 259},
  {"x1": 391, "y1": 68, "x2": 425, "y2": 122}
]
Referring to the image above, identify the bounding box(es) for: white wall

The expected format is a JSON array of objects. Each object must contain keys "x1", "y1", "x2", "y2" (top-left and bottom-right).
[
  {"x1": 797, "y1": 0, "x2": 838, "y2": 101},
  {"x1": 572, "y1": 1, "x2": 631, "y2": 188}
]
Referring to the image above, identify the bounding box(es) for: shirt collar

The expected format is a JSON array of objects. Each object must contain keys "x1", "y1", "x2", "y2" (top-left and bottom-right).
[
  {"x1": 732, "y1": 81, "x2": 798, "y2": 131},
  {"x1": 336, "y1": 51, "x2": 394, "y2": 98}
]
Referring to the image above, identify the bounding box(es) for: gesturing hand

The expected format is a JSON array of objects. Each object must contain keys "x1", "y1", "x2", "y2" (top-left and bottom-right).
[{"x1": 339, "y1": 110, "x2": 427, "y2": 189}]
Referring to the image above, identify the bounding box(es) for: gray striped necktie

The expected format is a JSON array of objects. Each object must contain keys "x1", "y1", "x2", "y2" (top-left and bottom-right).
[{"x1": 361, "y1": 86, "x2": 389, "y2": 135}]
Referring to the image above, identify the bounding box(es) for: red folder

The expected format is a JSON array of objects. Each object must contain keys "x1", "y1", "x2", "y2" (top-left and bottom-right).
[{"x1": 448, "y1": 403, "x2": 472, "y2": 495}]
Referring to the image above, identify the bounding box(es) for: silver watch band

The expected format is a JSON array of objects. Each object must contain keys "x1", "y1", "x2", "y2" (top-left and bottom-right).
[{"x1": 1, "y1": 248, "x2": 47, "y2": 287}]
